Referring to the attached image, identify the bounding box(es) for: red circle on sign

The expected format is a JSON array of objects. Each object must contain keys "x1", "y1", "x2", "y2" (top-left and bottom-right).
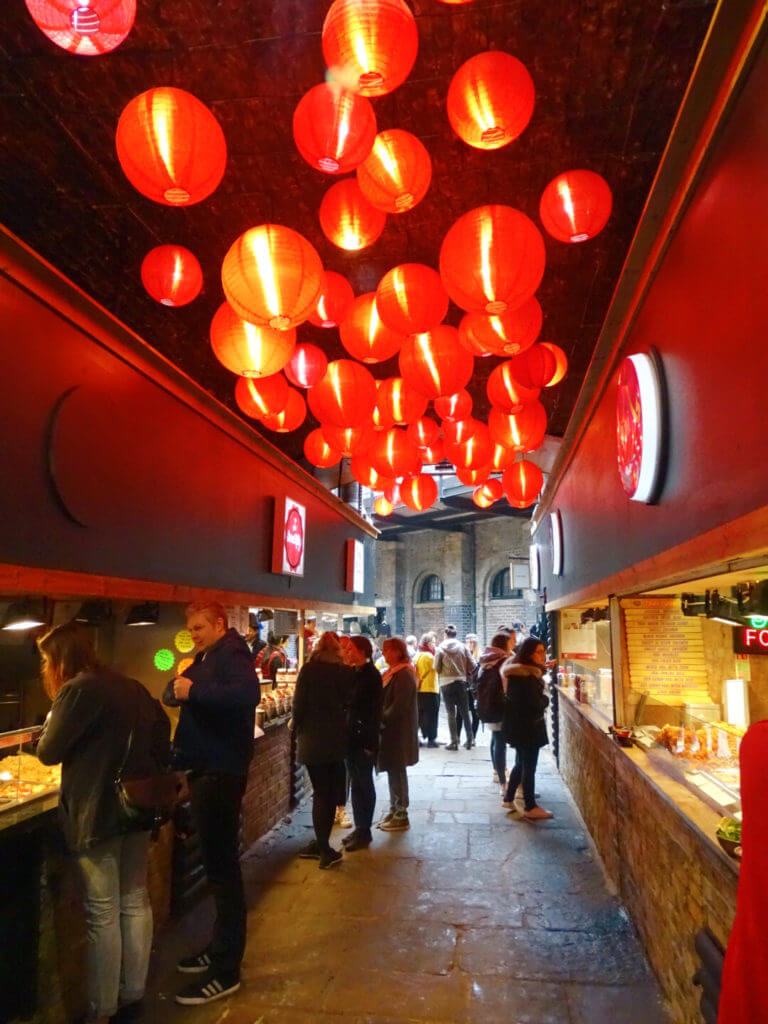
[
  {"x1": 284, "y1": 506, "x2": 304, "y2": 570},
  {"x1": 616, "y1": 358, "x2": 643, "y2": 498}
]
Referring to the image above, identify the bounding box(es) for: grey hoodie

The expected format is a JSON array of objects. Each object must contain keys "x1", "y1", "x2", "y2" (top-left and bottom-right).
[{"x1": 433, "y1": 638, "x2": 474, "y2": 684}]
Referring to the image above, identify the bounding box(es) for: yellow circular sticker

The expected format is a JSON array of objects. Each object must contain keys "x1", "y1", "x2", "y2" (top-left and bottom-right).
[
  {"x1": 175, "y1": 629, "x2": 195, "y2": 653},
  {"x1": 177, "y1": 657, "x2": 194, "y2": 676}
]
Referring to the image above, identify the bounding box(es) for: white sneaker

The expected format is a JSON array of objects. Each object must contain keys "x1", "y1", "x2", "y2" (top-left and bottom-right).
[
  {"x1": 335, "y1": 808, "x2": 353, "y2": 829},
  {"x1": 492, "y1": 772, "x2": 500, "y2": 784}
]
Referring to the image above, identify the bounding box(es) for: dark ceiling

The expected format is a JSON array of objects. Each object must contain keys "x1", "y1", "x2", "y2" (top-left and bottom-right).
[{"x1": 0, "y1": 0, "x2": 715, "y2": 471}]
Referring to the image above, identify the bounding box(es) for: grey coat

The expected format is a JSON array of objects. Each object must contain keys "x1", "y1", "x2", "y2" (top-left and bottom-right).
[
  {"x1": 292, "y1": 655, "x2": 354, "y2": 765},
  {"x1": 377, "y1": 666, "x2": 419, "y2": 772}
]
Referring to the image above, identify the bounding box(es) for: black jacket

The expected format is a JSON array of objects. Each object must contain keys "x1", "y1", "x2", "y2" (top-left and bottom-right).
[
  {"x1": 348, "y1": 661, "x2": 383, "y2": 755},
  {"x1": 501, "y1": 661, "x2": 550, "y2": 749},
  {"x1": 162, "y1": 628, "x2": 260, "y2": 776},
  {"x1": 292, "y1": 655, "x2": 354, "y2": 766},
  {"x1": 37, "y1": 669, "x2": 149, "y2": 851},
  {"x1": 378, "y1": 666, "x2": 419, "y2": 772}
]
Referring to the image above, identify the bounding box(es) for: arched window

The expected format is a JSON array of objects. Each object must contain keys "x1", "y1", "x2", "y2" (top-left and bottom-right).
[
  {"x1": 490, "y1": 568, "x2": 523, "y2": 600},
  {"x1": 419, "y1": 574, "x2": 444, "y2": 603}
]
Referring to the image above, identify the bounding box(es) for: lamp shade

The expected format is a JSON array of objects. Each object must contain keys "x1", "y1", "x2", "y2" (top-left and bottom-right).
[
  {"x1": 375, "y1": 263, "x2": 448, "y2": 334},
  {"x1": 439, "y1": 205, "x2": 545, "y2": 315},
  {"x1": 400, "y1": 473, "x2": 438, "y2": 511},
  {"x1": 309, "y1": 270, "x2": 355, "y2": 328},
  {"x1": 304, "y1": 429, "x2": 342, "y2": 468},
  {"x1": 540, "y1": 170, "x2": 612, "y2": 243},
  {"x1": 284, "y1": 343, "x2": 328, "y2": 388},
  {"x1": 486, "y1": 361, "x2": 541, "y2": 413},
  {"x1": 319, "y1": 178, "x2": 386, "y2": 251},
  {"x1": 442, "y1": 417, "x2": 479, "y2": 447},
  {"x1": 293, "y1": 83, "x2": 376, "y2": 174},
  {"x1": 406, "y1": 416, "x2": 440, "y2": 449},
  {"x1": 502, "y1": 460, "x2": 544, "y2": 508},
  {"x1": 222, "y1": 224, "x2": 323, "y2": 330},
  {"x1": 420, "y1": 439, "x2": 445, "y2": 465},
  {"x1": 322, "y1": 0, "x2": 418, "y2": 98},
  {"x1": 489, "y1": 401, "x2": 547, "y2": 452},
  {"x1": 374, "y1": 495, "x2": 394, "y2": 516},
  {"x1": 434, "y1": 390, "x2": 472, "y2": 421},
  {"x1": 116, "y1": 87, "x2": 226, "y2": 206},
  {"x1": 444, "y1": 423, "x2": 492, "y2": 470},
  {"x1": 447, "y1": 51, "x2": 534, "y2": 151},
  {"x1": 473, "y1": 478, "x2": 503, "y2": 508},
  {"x1": 235, "y1": 373, "x2": 290, "y2": 419},
  {"x1": 540, "y1": 342, "x2": 568, "y2": 385},
  {"x1": 211, "y1": 303, "x2": 296, "y2": 377},
  {"x1": 350, "y1": 456, "x2": 396, "y2": 491},
  {"x1": 399, "y1": 326, "x2": 474, "y2": 399},
  {"x1": 307, "y1": 359, "x2": 377, "y2": 427},
  {"x1": 377, "y1": 377, "x2": 428, "y2": 425},
  {"x1": 456, "y1": 464, "x2": 490, "y2": 486},
  {"x1": 370, "y1": 427, "x2": 422, "y2": 478},
  {"x1": 322, "y1": 423, "x2": 377, "y2": 457},
  {"x1": 1, "y1": 599, "x2": 46, "y2": 631},
  {"x1": 26, "y1": 0, "x2": 136, "y2": 55},
  {"x1": 141, "y1": 245, "x2": 203, "y2": 307},
  {"x1": 509, "y1": 344, "x2": 559, "y2": 389},
  {"x1": 260, "y1": 388, "x2": 306, "y2": 432},
  {"x1": 357, "y1": 130, "x2": 431, "y2": 213},
  {"x1": 458, "y1": 297, "x2": 542, "y2": 357},
  {"x1": 339, "y1": 292, "x2": 407, "y2": 363}
]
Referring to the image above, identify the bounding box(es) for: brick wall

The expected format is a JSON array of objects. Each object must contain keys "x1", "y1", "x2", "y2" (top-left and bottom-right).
[
  {"x1": 241, "y1": 720, "x2": 293, "y2": 847},
  {"x1": 558, "y1": 696, "x2": 738, "y2": 1024}
]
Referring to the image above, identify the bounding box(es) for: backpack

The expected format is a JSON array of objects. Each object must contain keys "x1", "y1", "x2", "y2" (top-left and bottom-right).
[{"x1": 476, "y1": 661, "x2": 505, "y2": 723}]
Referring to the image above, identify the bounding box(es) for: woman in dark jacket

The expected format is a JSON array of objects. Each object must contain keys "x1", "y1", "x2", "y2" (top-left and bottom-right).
[
  {"x1": 36, "y1": 621, "x2": 160, "y2": 1024},
  {"x1": 292, "y1": 632, "x2": 354, "y2": 869},
  {"x1": 377, "y1": 637, "x2": 419, "y2": 833},
  {"x1": 342, "y1": 635, "x2": 383, "y2": 851},
  {"x1": 501, "y1": 636, "x2": 554, "y2": 821}
]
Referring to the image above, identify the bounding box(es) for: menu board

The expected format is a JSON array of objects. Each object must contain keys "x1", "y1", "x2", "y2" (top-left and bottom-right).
[
  {"x1": 560, "y1": 609, "x2": 597, "y2": 659},
  {"x1": 623, "y1": 597, "x2": 709, "y2": 703}
]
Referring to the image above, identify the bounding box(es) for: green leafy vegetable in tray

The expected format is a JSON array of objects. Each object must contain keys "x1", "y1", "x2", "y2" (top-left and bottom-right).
[{"x1": 717, "y1": 817, "x2": 742, "y2": 843}]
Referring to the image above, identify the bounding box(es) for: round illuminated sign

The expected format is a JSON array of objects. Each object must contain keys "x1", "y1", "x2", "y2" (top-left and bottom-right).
[
  {"x1": 177, "y1": 657, "x2": 194, "y2": 675},
  {"x1": 284, "y1": 506, "x2": 305, "y2": 571},
  {"x1": 154, "y1": 648, "x2": 175, "y2": 672},
  {"x1": 175, "y1": 629, "x2": 194, "y2": 653},
  {"x1": 616, "y1": 349, "x2": 667, "y2": 503}
]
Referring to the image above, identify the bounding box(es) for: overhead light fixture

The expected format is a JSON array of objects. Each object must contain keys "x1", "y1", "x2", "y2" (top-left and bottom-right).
[
  {"x1": 75, "y1": 600, "x2": 112, "y2": 626},
  {"x1": 705, "y1": 589, "x2": 746, "y2": 628},
  {"x1": 681, "y1": 593, "x2": 706, "y2": 617},
  {"x1": 125, "y1": 601, "x2": 159, "y2": 627},
  {"x1": 1, "y1": 599, "x2": 46, "y2": 632}
]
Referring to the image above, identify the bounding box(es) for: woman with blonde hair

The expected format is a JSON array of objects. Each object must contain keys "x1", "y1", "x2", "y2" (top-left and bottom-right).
[{"x1": 377, "y1": 637, "x2": 419, "y2": 832}]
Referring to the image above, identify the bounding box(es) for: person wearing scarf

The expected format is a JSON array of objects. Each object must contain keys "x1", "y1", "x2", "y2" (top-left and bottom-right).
[{"x1": 377, "y1": 637, "x2": 419, "y2": 832}]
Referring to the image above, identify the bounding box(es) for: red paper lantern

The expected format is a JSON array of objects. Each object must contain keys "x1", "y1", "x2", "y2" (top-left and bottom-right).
[
  {"x1": 141, "y1": 245, "x2": 202, "y2": 307},
  {"x1": 210, "y1": 303, "x2": 296, "y2": 378},
  {"x1": 371, "y1": 428, "x2": 422, "y2": 478},
  {"x1": 307, "y1": 359, "x2": 377, "y2": 428},
  {"x1": 440, "y1": 205, "x2": 545, "y2": 315},
  {"x1": 407, "y1": 416, "x2": 440, "y2": 449},
  {"x1": 540, "y1": 170, "x2": 612, "y2": 243},
  {"x1": 374, "y1": 495, "x2": 394, "y2": 516},
  {"x1": 322, "y1": 423, "x2": 377, "y2": 457},
  {"x1": 420, "y1": 439, "x2": 445, "y2": 465},
  {"x1": 26, "y1": 0, "x2": 135, "y2": 55},
  {"x1": 456, "y1": 464, "x2": 490, "y2": 486},
  {"x1": 357, "y1": 130, "x2": 432, "y2": 213},
  {"x1": 235, "y1": 374, "x2": 290, "y2": 419},
  {"x1": 400, "y1": 474, "x2": 438, "y2": 512},
  {"x1": 261, "y1": 388, "x2": 307, "y2": 432},
  {"x1": 458, "y1": 298, "x2": 542, "y2": 357},
  {"x1": 222, "y1": 224, "x2": 323, "y2": 330},
  {"x1": 540, "y1": 342, "x2": 568, "y2": 386},
  {"x1": 489, "y1": 401, "x2": 547, "y2": 452},
  {"x1": 350, "y1": 456, "x2": 395, "y2": 491},
  {"x1": 116, "y1": 87, "x2": 226, "y2": 206},
  {"x1": 473, "y1": 479, "x2": 503, "y2": 508},
  {"x1": 447, "y1": 51, "x2": 534, "y2": 151},
  {"x1": 304, "y1": 429, "x2": 342, "y2": 468},
  {"x1": 399, "y1": 326, "x2": 474, "y2": 399},
  {"x1": 509, "y1": 344, "x2": 558, "y2": 390},
  {"x1": 293, "y1": 83, "x2": 376, "y2": 174},
  {"x1": 383, "y1": 483, "x2": 400, "y2": 504},
  {"x1": 502, "y1": 460, "x2": 544, "y2": 508},
  {"x1": 375, "y1": 264, "x2": 448, "y2": 334},
  {"x1": 340, "y1": 292, "x2": 407, "y2": 363},
  {"x1": 377, "y1": 378, "x2": 428, "y2": 426},
  {"x1": 322, "y1": 0, "x2": 418, "y2": 98},
  {"x1": 309, "y1": 271, "x2": 355, "y2": 328},
  {"x1": 487, "y1": 361, "x2": 541, "y2": 413},
  {"x1": 443, "y1": 417, "x2": 480, "y2": 447},
  {"x1": 490, "y1": 442, "x2": 517, "y2": 472},
  {"x1": 435, "y1": 390, "x2": 472, "y2": 421},
  {"x1": 284, "y1": 344, "x2": 328, "y2": 389},
  {"x1": 445, "y1": 423, "x2": 492, "y2": 470},
  {"x1": 319, "y1": 179, "x2": 386, "y2": 251}
]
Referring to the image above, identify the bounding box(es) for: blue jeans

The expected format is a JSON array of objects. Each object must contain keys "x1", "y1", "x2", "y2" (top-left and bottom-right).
[
  {"x1": 346, "y1": 749, "x2": 377, "y2": 833},
  {"x1": 387, "y1": 767, "x2": 409, "y2": 812},
  {"x1": 504, "y1": 746, "x2": 541, "y2": 811},
  {"x1": 75, "y1": 830, "x2": 152, "y2": 1018},
  {"x1": 490, "y1": 728, "x2": 507, "y2": 786}
]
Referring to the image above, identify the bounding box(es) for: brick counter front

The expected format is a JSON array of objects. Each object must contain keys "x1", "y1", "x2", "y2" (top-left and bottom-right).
[
  {"x1": 557, "y1": 692, "x2": 738, "y2": 1024},
  {"x1": 241, "y1": 717, "x2": 295, "y2": 847}
]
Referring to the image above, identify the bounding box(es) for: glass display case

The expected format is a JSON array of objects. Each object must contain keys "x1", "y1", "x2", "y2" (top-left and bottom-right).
[
  {"x1": 557, "y1": 607, "x2": 614, "y2": 723},
  {"x1": 0, "y1": 726, "x2": 60, "y2": 826}
]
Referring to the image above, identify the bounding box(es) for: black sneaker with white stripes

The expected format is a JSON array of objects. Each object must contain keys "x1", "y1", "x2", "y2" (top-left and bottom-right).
[
  {"x1": 176, "y1": 951, "x2": 211, "y2": 974},
  {"x1": 175, "y1": 971, "x2": 241, "y2": 1005}
]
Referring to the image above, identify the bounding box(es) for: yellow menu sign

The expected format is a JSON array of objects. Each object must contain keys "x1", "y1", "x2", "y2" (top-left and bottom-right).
[{"x1": 622, "y1": 596, "x2": 709, "y2": 704}]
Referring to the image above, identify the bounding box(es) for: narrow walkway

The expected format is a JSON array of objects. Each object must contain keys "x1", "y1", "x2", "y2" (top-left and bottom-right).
[{"x1": 142, "y1": 725, "x2": 669, "y2": 1024}]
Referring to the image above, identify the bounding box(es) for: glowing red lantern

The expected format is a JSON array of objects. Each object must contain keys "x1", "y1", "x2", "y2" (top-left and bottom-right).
[
  {"x1": 26, "y1": 0, "x2": 135, "y2": 55},
  {"x1": 540, "y1": 342, "x2": 568, "y2": 386},
  {"x1": 304, "y1": 429, "x2": 342, "y2": 468},
  {"x1": 350, "y1": 456, "x2": 395, "y2": 491},
  {"x1": 357, "y1": 130, "x2": 431, "y2": 213},
  {"x1": 407, "y1": 417, "x2": 440, "y2": 449},
  {"x1": 489, "y1": 401, "x2": 547, "y2": 452},
  {"x1": 261, "y1": 388, "x2": 306, "y2": 432},
  {"x1": 374, "y1": 495, "x2": 394, "y2": 517},
  {"x1": 285, "y1": 344, "x2": 328, "y2": 389},
  {"x1": 473, "y1": 479, "x2": 503, "y2": 508},
  {"x1": 322, "y1": 423, "x2": 377, "y2": 458},
  {"x1": 440, "y1": 205, "x2": 545, "y2": 315},
  {"x1": 371, "y1": 428, "x2": 422, "y2": 478},
  {"x1": 399, "y1": 326, "x2": 474, "y2": 399},
  {"x1": 116, "y1": 87, "x2": 226, "y2": 206},
  {"x1": 141, "y1": 245, "x2": 202, "y2": 307},
  {"x1": 490, "y1": 442, "x2": 517, "y2": 472},
  {"x1": 340, "y1": 293, "x2": 407, "y2": 363},
  {"x1": 293, "y1": 83, "x2": 376, "y2": 174},
  {"x1": 377, "y1": 378, "x2": 428, "y2": 426},
  {"x1": 420, "y1": 439, "x2": 445, "y2": 465},
  {"x1": 210, "y1": 303, "x2": 296, "y2": 378},
  {"x1": 383, "y1": 483, "x2": 400, "y2": 504},
  {"x1": 447, "y1": 51, "x2": 534, "y2": 151},
  {"x1": 445, "y1": 423, "x2": 492, "y2": 470},
  {"x1": 309, "y1": 271, "x2": 355, "y2": 328},
  {"x1": 540, "y1": 170, "x2": 612, "y2": 243},
  {"x1": 456, "y1": 464, "x2": 490, "y2": 486},
  {"x1": 509, "y1": 344, "x2": 558, "y2": 390},
  {"x1": 320, "y1": 179, "x2": 386, "y2": 251},
  {"x1": 400, "y1": 474, "x2": 438, "y2": 512},
  {"x1": 307, "y1": 359, "x2": 377, "y2": 428},
  {"x1": 222, "y1": 225, "x2": 323, "y2": 330},
  {"x1": 459, "y1": 298, "x2": 542, "y2": 358},
  {"x1": 502, "y1": 460, "x2": 544, "y2": 508},
  {"x1": 435, "y1": 390, "x2": 472, "y2": 421},
  {"x1": 375, "y1": 264, "x2": 448, "y2": 335},
  {"x1": 234, "y1": 374, "x2": 290, "y2": 419},
  {"x1": 322, "y1": 0, "x2": 418, "y2": 98},
  {"x1": 487, "y1": 361, "x2": 540, "y2": 413},
  {"x1": 443, "y1": 417, "x2": 481, "y2": 447}
]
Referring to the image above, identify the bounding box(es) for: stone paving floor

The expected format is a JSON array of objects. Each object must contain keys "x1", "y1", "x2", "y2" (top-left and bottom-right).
[{"x1": 139, "y1": 721, "x2": 669, "y2": 1024}]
